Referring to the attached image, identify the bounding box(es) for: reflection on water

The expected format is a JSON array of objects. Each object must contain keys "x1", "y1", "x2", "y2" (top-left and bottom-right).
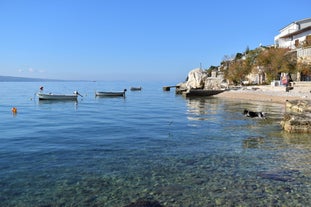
[
  {"x1": 37, "y1": 100, "x2": 79, "y2": 110},
  {"x1": 281, "y1": 131, "x2": 311, "y2": 144},
  {"x1": 38, "y1": 100, "x2": 78, "y2": 104},
  {"x1": 186, "y1": 97, "x2": 220, "y2": 121},
  {"x1": 95, "y1": 96, "x2": 126, "y2": 99}
]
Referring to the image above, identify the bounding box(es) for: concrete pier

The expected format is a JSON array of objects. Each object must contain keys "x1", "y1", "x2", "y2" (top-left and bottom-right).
[{"x1": 162, "y1": 86, "x2": 178, "y2": 91}]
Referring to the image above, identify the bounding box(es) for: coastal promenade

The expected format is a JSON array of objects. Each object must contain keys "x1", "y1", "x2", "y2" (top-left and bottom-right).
[{"x1": 215, "y1": 85, "x2": 310, "y2": 103}]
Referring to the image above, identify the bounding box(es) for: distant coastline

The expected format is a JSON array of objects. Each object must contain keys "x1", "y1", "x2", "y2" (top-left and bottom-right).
[{"x1": 0, "y1": 75, "x2": 72, "y2": 82}]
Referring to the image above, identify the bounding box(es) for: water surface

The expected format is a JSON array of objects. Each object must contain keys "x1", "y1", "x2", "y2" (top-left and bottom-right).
[{"x1": 1, "y1": 82, "x2": 311, "y2": 206}]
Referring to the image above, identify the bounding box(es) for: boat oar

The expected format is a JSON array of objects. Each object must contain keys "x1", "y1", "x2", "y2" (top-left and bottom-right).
[{"x1": 74, "y1": 91, "x2": 83, "y2": 97}]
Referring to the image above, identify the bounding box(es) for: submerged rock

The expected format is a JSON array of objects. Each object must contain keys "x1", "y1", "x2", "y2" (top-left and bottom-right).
[
  {"x1": 243, "y1": 136, "x2": 265, "y2": 148},
  {"x1": 258, "y1": 169, "x2": 300, "y2": 182},
  {"x1": 124, "y1": 199, "x2": 164, "y2": 207},
  {"x1": 281, "y1": 100, "x2": 311, "y2": 133}
]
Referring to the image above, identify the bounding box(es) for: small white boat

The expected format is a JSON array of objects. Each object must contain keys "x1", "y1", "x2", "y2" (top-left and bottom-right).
[
  {"x1": 95, "y1": 89, "x2": 127, "y2": 97},
  {"x1": 37, "y1": 91, "x2": 82, "y2": 100}
]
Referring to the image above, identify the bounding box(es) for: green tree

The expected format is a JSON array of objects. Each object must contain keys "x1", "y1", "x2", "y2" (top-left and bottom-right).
[
  {"x1": 235, "y1": 52, "x2": 243, "y2": 60},
  {"x1": 223, "y1": 49, "x2": 259, "y2": 84},
  {"x1": 224, "y1": 59, "x2": 248, "y2": 85},
  {"x1": 245, "y1": 46, "x2": 250, "y2": 54},
  {"x1": 256, "y1": 47, "x2": 294, "y2": 82},
  {"x1": 297, "y1": 59, "x2": 311, "y2": 80}
]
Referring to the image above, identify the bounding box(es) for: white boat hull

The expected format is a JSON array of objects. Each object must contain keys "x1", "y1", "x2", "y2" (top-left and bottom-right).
[{"x1": 37, "y1": 93, "x2": 78, "y2": 100}]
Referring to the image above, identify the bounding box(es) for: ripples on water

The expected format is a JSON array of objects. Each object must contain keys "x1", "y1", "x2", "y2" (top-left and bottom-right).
[{"x1": 1, "y1": 82, "x2": 311, "y2": 206}]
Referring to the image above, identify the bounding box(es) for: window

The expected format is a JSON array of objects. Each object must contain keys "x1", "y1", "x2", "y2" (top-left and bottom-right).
[{"x1": 295, "y1": 39, "x2": 300, "y2": 47}]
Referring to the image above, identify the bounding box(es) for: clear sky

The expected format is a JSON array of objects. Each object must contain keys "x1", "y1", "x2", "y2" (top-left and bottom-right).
[{"x1": 0, "y1": 0, "x2": 310, "y2": 82}]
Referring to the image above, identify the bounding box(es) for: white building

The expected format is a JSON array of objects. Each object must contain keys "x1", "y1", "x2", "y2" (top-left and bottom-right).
[{"x1": 274, "y1": 17, "x2": 311, "y2": 49}]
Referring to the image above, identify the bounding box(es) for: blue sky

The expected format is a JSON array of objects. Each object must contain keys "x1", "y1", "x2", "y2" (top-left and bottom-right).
[{"x1": 0, "y1": 0, "x2": 310, "y2": 82}]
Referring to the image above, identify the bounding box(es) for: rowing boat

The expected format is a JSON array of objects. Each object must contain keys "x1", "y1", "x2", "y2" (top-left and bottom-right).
[
  {"x1": 95, "y1": 89, "x2": 127, "y2": 97},
  {"x1": 130, "y1": 87, "x2": 142, "y2": 91},
  {"x1": 37, "y1": 91, "x2": 81, "y2": 100}
]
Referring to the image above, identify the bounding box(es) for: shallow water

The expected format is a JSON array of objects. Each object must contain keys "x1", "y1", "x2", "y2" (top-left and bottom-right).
[{"x1": 1, "y1": 81, "x2": 311, "y2": 206}]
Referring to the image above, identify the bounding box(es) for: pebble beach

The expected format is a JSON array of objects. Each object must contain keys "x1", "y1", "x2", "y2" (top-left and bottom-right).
[{"x1": 215, "y1": 85, "x2": 311, "y2": 103}]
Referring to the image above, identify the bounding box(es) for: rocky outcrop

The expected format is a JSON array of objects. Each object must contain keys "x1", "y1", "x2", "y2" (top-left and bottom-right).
[
  {"x1": 285, "y1": 100, "x2": 311, "y2": 113},
  {"x1": 185, "y1": 68, "x2": 207, "y2": 89},
  {"x1": 281, "y1": 113, "x2": 311, "y2": 133},
  {"x1": 176, "y1": 68, "x2": 228, "y2": 93},
  {"x1": 280, "y1": 100, "x2": 311, "y2": 133}
]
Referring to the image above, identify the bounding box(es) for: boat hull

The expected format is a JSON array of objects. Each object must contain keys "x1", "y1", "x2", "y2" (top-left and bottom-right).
[
  {"x1": 95, "y1": 92, "x2": 126, "y2": 97},
  {"x1": 95, "y1": 90, "x2": 126, "y2": 97},
  {"x1": 37, "y1": 93, "x2": 78, "y2": 100},
  {"x1": 130, "y1": 87, "x2": 142, "y2": 91},
  {"x1": 182, "y1": 89, "x2": 226, "y2": 97}
]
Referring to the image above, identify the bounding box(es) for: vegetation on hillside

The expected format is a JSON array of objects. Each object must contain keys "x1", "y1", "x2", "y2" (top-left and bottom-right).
[{"x1": 219, "y1": 46, "x2": 310, "y2": 85}]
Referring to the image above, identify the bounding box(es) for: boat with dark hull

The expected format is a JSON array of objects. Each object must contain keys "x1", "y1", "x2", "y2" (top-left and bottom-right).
[
  {"x1": 130, "y1": 87, "x2": 142, "y2": 91},
  {"x1": 182, "y1": 89, "x2": 226, "y2": 97}
]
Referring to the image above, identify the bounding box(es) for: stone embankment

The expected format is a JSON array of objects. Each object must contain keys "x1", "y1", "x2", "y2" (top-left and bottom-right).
[{"x1": 280, "y1": 100, "x2": 311, "y2": 133}]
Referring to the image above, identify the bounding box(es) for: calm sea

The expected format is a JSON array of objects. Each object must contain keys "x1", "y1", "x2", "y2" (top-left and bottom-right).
[{"x1": 1, "y1": 81, "x2": 311, "y2": 207}]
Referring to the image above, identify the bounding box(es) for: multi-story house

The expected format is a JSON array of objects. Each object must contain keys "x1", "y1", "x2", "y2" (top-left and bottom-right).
[
  {"x1": 274, "y1": 17, "x2": 311, "y2": 49},
  {"x1": 223, "y1": 18, "x2": 311, "y2": 85},
  {"x1": 275, "y1": 17, "x2": 311, "y2": 81}
]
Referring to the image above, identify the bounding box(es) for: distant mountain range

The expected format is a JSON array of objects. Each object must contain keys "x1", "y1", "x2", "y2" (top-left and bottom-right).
[{"x1": 0, "y1": 75, "x2": 65, "y2": 82}]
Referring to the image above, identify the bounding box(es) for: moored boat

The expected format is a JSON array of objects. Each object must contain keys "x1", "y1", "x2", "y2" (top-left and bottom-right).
[
  {"x1": 37, "y1": 91, "x2": 82, "y2": 100},
  {"x1": 182, "y1": 89, "x2": 226, "y2": 97},
  {"x1": 130, "y1": 87, "x2": 142, "y2": 91},
  {"x1": 95, "y1": 89, "x2": 127, "y2": 97}
]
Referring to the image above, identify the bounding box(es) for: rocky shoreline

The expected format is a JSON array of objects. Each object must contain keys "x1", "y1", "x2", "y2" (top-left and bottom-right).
[
  {"x1": 281, "y1": 100, "x2": 311, "y2": 133},
  {"x1": 175, "y1": 68, "x2": 311, "y2": 133},
  {"x1": 214, "y1": 85, "x2": 311, "y2": 133}
]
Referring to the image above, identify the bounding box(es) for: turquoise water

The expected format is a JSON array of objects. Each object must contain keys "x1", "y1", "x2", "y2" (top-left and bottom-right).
[{"x1": 1, "y1": 81, "x2": 311, "y2": 206}]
